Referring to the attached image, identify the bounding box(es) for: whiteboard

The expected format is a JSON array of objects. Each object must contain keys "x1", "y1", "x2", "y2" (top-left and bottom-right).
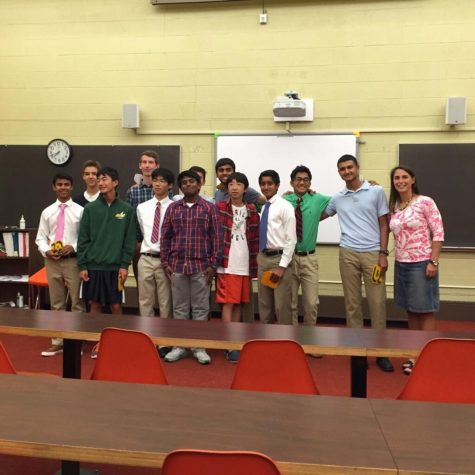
[{"x1": 215, "y1": 134, "x2": 358, "y2": 244}]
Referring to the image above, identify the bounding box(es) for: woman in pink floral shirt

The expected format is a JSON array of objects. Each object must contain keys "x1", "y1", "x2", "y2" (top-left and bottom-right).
[{"x1": 389, "y1": 166, "x2": 444, "y2": 372}]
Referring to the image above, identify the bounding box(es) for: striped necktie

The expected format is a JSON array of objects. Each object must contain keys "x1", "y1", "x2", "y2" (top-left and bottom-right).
[
  {"x1": 296, "y1": 197, "x2": 303, "y2": 242},
  {"x1": 150, "y1": 202, "x2": 161, "y2": 243}
]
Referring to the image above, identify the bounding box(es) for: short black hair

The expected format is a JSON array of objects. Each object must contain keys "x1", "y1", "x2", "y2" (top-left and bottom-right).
[
  {"x1": 52, "y1": 173, "x2": 73, "y2": 186},
  {"x1": 189, "y1": 166, "x2": 206, "y2": 179},
  {"x1": 152, "y1": 167, "x2": 175, "y2": 185},
  {"x1": 215, "y1": 158, "x2": 236, "y2": 173},
  {"x1": 140, "y1": 150, "x2": 159, "y2": 164},
  {"x1": 337, "y1": 154, "x2": 358, "y2": 167},
  {"x1": 290, "y1": 165, "x2": 312, "y2": 181},
  {"x1": 177, "y1": 169, "x2": 201, "y2": 186},
  {"x1": 225, "y1": 172, "x2": 249, "y2": 190},
  {"x1": 258, "y1": 169, "x2": 280, "y2": 185},
  {"x1": 98, "y1": 166, "x2": 119, "y2": 183}
]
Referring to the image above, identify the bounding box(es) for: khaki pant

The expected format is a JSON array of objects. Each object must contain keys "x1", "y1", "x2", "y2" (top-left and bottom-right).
[
  {"x1": 137, "y1": 255, "x2": 172, "y2": 318},
  {"x1": 45, "y1": 257, "x2": 84, "y2": 346},
  {"x1": 257, "y1": 253, "x2": 293, "y2": 325},
  {"x1": 292, "y1": 252, "x2": 319, "y2": 325},
  {"x1": 240, "y1": 286, "x2": 256, "y2": 323},
  {"x1": 339, "y1": 247, "x2": 386, "y2": 329}
]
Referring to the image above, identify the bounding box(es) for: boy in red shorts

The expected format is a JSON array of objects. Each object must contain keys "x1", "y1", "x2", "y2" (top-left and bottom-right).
[{"x1": 216, "y1": 172, "x2": 260, "y2": 363}]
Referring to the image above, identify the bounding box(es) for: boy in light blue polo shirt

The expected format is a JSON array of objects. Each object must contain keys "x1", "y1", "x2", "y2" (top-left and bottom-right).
[{"x1": 323, "y1": 155, "x2": 393, "y2": 372}]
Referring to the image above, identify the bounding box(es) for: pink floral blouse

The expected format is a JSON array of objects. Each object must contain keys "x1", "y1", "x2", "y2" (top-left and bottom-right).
[{"x1": 389, "y1": 195, "x2": 444, "y2": 262}]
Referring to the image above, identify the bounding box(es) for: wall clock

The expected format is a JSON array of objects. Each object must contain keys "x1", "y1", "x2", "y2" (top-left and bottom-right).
[{"x1": 46, "y1": 138, "x2": 72, "y2": 166}]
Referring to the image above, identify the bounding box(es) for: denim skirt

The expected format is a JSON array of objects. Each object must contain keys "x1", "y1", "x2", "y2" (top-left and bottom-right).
[{"x1": 394, "y1": 260, "x2": 439, "y2": 313}]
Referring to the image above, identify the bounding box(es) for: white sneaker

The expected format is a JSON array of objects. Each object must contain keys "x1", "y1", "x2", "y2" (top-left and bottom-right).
[
  {"x1": 90, "y1": 343, "x2": 100, "y2": 359},
  {"x1": 41, "y1": 345, "x2": 63, "y2": 357},
  {"x1": 165, "y1": 347, "x2": 188, "y2": 362},
  {"x1": 192, "y1": 348, "x2": 211, "y2": 365}
]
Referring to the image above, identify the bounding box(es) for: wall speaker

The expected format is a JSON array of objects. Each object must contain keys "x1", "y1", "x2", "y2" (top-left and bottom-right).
[
  {"x1": 446, "y1": 97, "x2": 467, "y2": 125},
  {"x1": 122, "y1": 104, "x2": 140, "y2": 129}
]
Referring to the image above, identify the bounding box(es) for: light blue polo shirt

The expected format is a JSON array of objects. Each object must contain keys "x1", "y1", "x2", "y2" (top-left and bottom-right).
[{"x1": 325, "y1": 181, "x2": 388, "y2": 252}]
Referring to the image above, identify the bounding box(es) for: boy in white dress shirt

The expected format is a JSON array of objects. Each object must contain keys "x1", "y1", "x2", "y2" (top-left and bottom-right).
[
  {"x1": 36, "y1": 173, "x2": 85, "y2": 356},
  {"x1": 257, "y1": 170, "x2": 297, "y2": 325},
  {"x1": 136, "y1": 168, "x2": 175, "y2": 320}
]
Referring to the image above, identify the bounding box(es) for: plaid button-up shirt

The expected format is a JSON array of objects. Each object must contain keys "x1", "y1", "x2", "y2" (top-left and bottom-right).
[
  {"x1": 126, "y1": 180, "x2": 154, "y2": 241},
  {"x1": 160, "y1": 197, "x2": 223, "y2": 275},
  {"x1": 217, "y1": 200, "x2": 260, "y2": 278}
]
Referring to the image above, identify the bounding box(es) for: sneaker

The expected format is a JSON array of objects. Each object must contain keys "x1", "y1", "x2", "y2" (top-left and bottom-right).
[
  {"x1": 157, "y1": 346, "x2": 172, "y2": 359},
  {"x1": 41, "y1": 345, "x2": 63, "y2": 357},
  {"x1": 192, "y1": 348, "x2": 211, "y2": 365},
  {"x1": 402, "y1": 358, "x2": 415, "y2": 369},
  {"x1": 309, "y1": 353, "x2": 323, "y2": 359},
  {"x1": 225, "y1": 349, "x2": 240, "y2": 363},
  {"x1": 165, "y1": 347, "x2": 188, "y2": 363},
  {"x1": 376, "y1": 357, "x2": 394, "y2": 372},
  {"x1": 403, "y1": 366, "x2": 412, "y2": 375},
  {"x1": 91, "y1": 343, "x2": 100, "y2": 359}
]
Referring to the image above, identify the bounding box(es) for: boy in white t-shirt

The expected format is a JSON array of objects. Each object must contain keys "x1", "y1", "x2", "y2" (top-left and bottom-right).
[{"x1": 216, "y1": 172, "x2": 260, "y2": 362}]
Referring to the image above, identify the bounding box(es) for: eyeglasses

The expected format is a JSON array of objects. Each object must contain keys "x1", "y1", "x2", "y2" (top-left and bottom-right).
[
  {"x1": 294, "y1": 177, "x2": 310, "y2": 183},
  {"x1": 153, "y1": 179, "x2": 169, "y2": 184}
]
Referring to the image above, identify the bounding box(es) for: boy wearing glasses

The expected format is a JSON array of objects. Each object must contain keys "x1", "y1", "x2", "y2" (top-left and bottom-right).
[
  {"x1": 136, "y1": 168, "x2": 175, "y2": 319},
  {"x1": 284, "y1": 165, "x2": 330, "y2": 327}
]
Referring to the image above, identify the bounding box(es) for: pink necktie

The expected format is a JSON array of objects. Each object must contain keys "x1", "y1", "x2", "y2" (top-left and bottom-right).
[
  {"x1": 150, "y1": 202, "x2": 161, "y2": 243},
  {"x1": 55, "y1": 203, "x2": 66, "y2": 242}
]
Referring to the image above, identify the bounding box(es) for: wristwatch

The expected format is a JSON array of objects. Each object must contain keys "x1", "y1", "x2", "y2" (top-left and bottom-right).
[
  {"x1": 379, "y1": 250, "x2": 389, "y2": 256},
  {"x1": 430, "y1": 259, "x2": 439, "y2": 267}
]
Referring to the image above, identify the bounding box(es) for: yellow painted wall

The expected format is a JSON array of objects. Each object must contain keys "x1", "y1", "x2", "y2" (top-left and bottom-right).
[{"x1": 1, "y1": 0, "x2": 474, "y2": 301}]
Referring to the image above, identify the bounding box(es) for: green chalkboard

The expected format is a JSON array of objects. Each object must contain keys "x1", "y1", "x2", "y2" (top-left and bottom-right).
[
  {"x1": 0, "y1": 145, "x2": 180, "y2": 227},
  {"x1": 399, "y1": 143, "x2": 475, "y2": 249}
]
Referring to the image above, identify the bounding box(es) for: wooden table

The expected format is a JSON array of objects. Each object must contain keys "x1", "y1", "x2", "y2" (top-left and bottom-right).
[
  {"x1": 2, "y1": 375, "x2": 474, "y2": 475},
  {"x1": 370, "y1": 398, "x2": 475, "y2": 475},
  {"x1": 0, "y1": 308, "x2": 473, "y2": 398},
  {"x1": 0, "y1": 374, "x2": 396, "y2": 475}
]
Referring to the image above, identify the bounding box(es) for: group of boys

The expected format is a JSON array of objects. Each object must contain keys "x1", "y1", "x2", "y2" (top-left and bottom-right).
[{"x1": 36, "y1": 151, "x2": 393, "y2": 372}]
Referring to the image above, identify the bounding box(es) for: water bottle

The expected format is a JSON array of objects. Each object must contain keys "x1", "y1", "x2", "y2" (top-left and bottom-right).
[
  {"x1": 19, "y1": 215, "x2": 26, "y2": 229},
  {"x1": 16, "y1": 292, "x2": 24, "y2": 308}
]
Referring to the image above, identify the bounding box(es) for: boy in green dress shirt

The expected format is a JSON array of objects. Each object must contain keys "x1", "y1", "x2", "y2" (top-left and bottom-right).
[{"x1": 284, "y1": 165, "x2": 331, "y2": 326}]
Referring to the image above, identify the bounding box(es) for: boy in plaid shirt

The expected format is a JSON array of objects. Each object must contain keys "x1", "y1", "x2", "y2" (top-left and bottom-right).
[
  {"x1": 160, "y1": 169, "x2": 223, "y2": 365},
  {"x1": 216, "y1": 172, "x2": 260, "y2": 363}
]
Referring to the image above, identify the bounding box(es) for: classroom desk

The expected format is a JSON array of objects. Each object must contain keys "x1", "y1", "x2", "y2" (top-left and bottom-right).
[
  {"x1": 0, "y1": 374, "x2": 397, "y2": 475},
  {"x1": 370, "y1": 398, "x2": 475, "y2": 475},
  {"x1": 1, "y1": 375, "x2": 475, "y2": 475},
  {"x1": 0, "y1": 308, "x2": 473, "y2": 398}
]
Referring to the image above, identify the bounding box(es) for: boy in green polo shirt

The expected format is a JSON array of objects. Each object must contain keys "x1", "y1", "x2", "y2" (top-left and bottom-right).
[{"x1": 284, "y1": 165, "x2": 330, "y2": 326}]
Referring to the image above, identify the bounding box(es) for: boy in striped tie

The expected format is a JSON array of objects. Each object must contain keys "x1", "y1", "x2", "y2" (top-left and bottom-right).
[
  {"x1": 283, "y1": 165, "x2": 331, "y2": 328},
  {"x1": 136, "y1": 168, "x2": 175, "y2": 357}
]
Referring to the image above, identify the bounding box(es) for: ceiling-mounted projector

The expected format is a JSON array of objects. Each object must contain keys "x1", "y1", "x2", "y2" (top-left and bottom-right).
[{"x1": 273, "y1": 91, "x2": 306, "y2": 118}]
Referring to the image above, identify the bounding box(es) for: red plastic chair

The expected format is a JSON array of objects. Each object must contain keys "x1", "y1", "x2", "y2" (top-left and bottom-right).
[
  {"x1": 1, "y1": 341, "x2": 59, "y2": 377},
  {"x1": 397, "y1": 338, "x2": 475, "y2": 404},
  {"x1": 91, "y1": 327, "x2": 168, "y2": 385},
  {"x1": 0, "y1": 341, "x2": 17, "y2": 374},
  {"x1": 230, "y1": 339, "x2": 320, "y2": 395},
  {"x1": 28, "y1": 266, "x2": 49, "y2": 309},
  {"x1": 162, "y1": 449, "x2": 282, "y2": 475}
]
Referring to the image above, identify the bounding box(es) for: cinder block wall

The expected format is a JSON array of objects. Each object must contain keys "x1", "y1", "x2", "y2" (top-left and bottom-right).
[{"x1": 1, "y1": 0, "x2": 474, "y2": 307}]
